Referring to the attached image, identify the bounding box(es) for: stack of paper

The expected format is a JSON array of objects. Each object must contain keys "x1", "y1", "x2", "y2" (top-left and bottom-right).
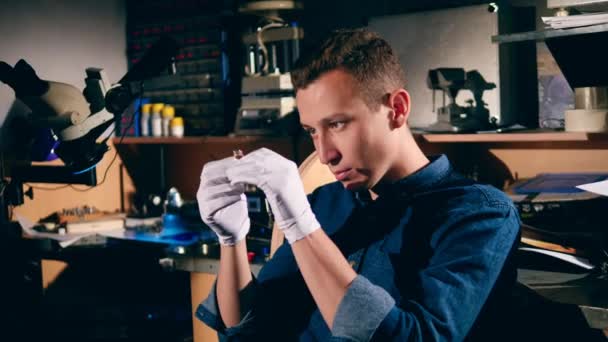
[
  {"x1": 542, "y1": 12, "x2": 608, "y2": 29},
  {"x1": 66, "y1": 214, "x2": 125, "y2": 234},
  {"x1": 519, "y1": 247, "x2": 595, "y2": 270},
  {"x1": 17, "y1": 214, "x2": 116, "y2": 248}
]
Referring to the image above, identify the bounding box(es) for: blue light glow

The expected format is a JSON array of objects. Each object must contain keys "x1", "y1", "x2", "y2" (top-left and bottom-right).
[{"x1": 72, "y1": 162, "x2": 99, "y2": 175}]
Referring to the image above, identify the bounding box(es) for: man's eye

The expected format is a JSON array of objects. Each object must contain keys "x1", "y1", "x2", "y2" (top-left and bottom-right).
[
  {"x1": 304, "y1": 127, "x2": 316, "y2": 136},
  {"x1": 329, "y1": 121, "x2": 346, "y2": 130}
]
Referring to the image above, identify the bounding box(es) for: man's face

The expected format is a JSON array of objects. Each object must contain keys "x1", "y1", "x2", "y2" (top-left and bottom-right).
[{"x1": 297, "y1": 69, "x2": 398, "y2": 191}]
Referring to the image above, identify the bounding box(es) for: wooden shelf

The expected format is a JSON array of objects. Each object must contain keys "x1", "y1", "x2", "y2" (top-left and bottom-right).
[
  {"x1": 113, "y1": 132, "x2": 608, "y2": 145},
  {"x1": 416, "y1": 131, "x2": 608, "y2": 143},
  {"x1": 112, "y1": 135, "x2": 295, "y2": 145}
]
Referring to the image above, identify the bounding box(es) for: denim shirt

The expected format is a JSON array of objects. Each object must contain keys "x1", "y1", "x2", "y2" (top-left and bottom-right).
[{"x1": 196, "y1": 155, "x2": 521, "y2": 341}]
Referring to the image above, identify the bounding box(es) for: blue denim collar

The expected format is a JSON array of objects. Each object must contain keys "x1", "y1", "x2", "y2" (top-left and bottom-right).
[{"x1": 373, "y1": 155, "x2": 451, "y2": 198}]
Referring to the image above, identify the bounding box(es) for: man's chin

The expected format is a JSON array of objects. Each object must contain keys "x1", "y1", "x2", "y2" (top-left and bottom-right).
[{"x1": 341, "y1": 179, "x2": 368, "y2": 191}]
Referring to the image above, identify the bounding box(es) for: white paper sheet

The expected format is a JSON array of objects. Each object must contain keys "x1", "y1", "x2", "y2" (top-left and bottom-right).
[
  {"x1": 519, "y1": 247, "x2": 595, "y2": 270},
  {"x1": 576, "y1": 179, "x2": 608, "y2": 196},
  {"x1": 542, "y1": 12, "x2": 608, "y2": 29},
  {"x1": 16, "y1": 214, "x2": 121, "y2": 248}
]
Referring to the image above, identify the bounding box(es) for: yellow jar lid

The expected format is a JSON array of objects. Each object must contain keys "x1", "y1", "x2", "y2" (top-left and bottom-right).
[
  {"x1": 152, "y1": 103, "x2": 165, "y2": 113},
  {"x1": 162, "y1": 105, "x2": 175, "y2": 118},
  {"x1": 141, "y1": 103, "x2": 152, "y2": 114},
  {"x1": 170, "y1": 117, "x2": 184, "y2": 127}
]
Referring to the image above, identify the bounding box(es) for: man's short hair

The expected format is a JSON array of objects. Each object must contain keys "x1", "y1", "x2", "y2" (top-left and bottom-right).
[{"x1": 291, "y1": 28, "x2": 406, "y2": 110}]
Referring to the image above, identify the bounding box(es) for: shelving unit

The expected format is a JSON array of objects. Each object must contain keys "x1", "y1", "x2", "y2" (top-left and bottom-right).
[
  {"x1": 113, "y1": 135, "x2": 297, "y2": 145},
  {"x1": 112, "y1": 135, "x2": 314, "y2": 200},
  {"x1": 415, "y1": 131, "x2": 608, "y2": 143},
  {"x1": 492, "y1": 21, "x2": 608, "y2": 89},
  {"x1": 123, "y1": 1, "x2": 237, "y2": 137},
  {"x1": 492, "y1": 22, "x2": 608, "y2": 43},
  {"x1": 111, "y1": 132, "x2": 608, "y2": 200},
  {"x1": 113, "y1": 131, "x2": 608, "y2": 146}
]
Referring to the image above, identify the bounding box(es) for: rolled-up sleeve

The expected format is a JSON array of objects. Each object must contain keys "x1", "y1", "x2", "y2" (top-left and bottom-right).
[
  {"x1": 331, "y1": 203, "x2": 520, "y2": 341},
  {"x1": 194, "y1": 192, "x2": 323, "y2": 340},
  {"x1": 332, "y1": 275, "x2": 396, "y2": 340},
  {"x1": 194, "y1": 240, "x2": 316, "y2": 340},
  {"x1": 195, "y1": 278, "x2": 259, "y2": 339}
]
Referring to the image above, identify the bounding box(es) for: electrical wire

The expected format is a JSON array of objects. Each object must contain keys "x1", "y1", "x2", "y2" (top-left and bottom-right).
[
  {"x1": 29, "y1": 184, "x2": 70, "y2": 190},
  {"x1": 70, "y1": 81, "x2": 144, "y2": 192},
  {"x1": 69, "y1": 149, "x2": 119, "y2": 192},
  {"x1": 246, "y1": 16, "x2": 286, "y2": 76},
  {"x1": 257, "y1": 22, "x2": 286, "y2": 75}
]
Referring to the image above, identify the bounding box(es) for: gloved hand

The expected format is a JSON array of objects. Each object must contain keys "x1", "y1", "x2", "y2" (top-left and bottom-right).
[
  {"x1": 226, "y1": 148, "x2": 320, "y2": 244},
  {"x1": 197, "y1": 156, "x2": 250, "y2": 246}
]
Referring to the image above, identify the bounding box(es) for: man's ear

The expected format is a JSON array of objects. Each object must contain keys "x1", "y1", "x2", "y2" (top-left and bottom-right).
[{"x1": 388, "y1": 89, "x2": 411, "y2": 128}]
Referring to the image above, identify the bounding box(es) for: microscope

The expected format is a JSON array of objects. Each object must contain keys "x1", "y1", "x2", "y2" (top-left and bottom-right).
[
  {"x1": 425, "y1": 68, "x2": 497, "y2": 133},
  {"x1": 0, "y1": 36, "x2": 179, "y2": 222}
]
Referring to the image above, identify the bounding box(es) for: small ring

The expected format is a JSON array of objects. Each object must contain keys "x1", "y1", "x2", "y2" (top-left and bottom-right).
[{"x1": 232, "y1": 149, "x2": 244, "y2": 159}]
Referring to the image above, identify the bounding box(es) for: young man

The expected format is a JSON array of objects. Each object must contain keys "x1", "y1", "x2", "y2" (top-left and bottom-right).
[{"x1": 196, "y1": 29, "x2": 520, "y2": 341}]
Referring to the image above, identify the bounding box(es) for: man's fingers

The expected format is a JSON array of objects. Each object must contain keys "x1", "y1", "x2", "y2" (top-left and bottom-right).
[
  {"x1": 200, "y1": 156, "x2": 239, "y2": 179},
  {"x1": 238, "y1": 147, "x2": 279, "y2": 164},
  {"x1": 226, "y1": 163, "x2": 263, "y2": 188},
  {"x1": 199, "y1": 193, "x2": 244, "y2": 217},
  {"x1": 201, "y1": 173, "x2": 231, "y2": 187},
  {"x1": 200, "y1": 182, "x2": 244, "y2": 200}
]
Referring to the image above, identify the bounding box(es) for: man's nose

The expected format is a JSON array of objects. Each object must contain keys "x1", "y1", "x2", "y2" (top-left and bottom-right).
[{"x1": 317, "y1": 136, "x2": 340, "y2": 165}]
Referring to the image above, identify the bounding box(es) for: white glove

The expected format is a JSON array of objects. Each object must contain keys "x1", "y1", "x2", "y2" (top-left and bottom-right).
[
  {"x1": 197, "y1": 156, "x2": 250, "y2": 246},
  {"x1": 226, "y1": 148, "x2": 320, "y2": 244}
]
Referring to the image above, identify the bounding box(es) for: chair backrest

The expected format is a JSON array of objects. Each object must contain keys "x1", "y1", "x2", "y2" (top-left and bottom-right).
[{"x1": 269, "y1": 151, "x2": 335, "y2": 256}]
